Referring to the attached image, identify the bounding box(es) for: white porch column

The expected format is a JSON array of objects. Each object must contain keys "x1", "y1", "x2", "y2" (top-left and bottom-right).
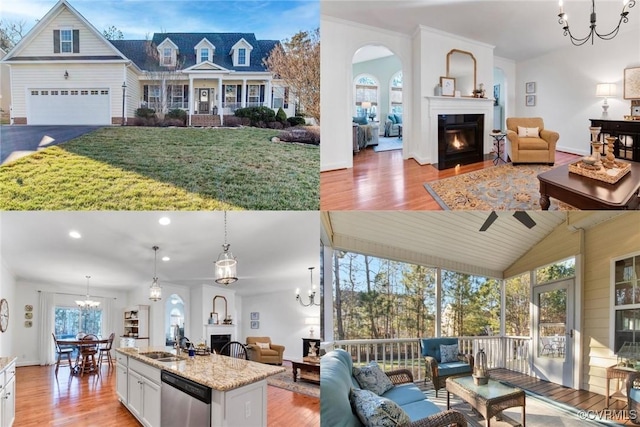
[
  {"x1": 188, "y1": 75, "x2": 194, "y2": 126},
  {"x1": 241, "y1": 78, "x2": 247, "y2": 108},
  {"x1": 218, "y1": 76, "x2": 223, "y2": 125},
  {"x1": 265, "y1": 79, "x2": 272, "y2": 108}
]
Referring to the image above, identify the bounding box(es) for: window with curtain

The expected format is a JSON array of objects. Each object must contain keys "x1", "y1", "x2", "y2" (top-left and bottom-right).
[
  {"x1": 354, "y1": 75, "x2": 378, "y2": 117},
  {"x1": 390, "y1": 72, "x2": 403, "y2": 115}
]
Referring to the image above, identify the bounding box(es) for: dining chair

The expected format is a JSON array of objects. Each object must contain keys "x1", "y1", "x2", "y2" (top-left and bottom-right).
[
  {"x1": 52, "y1": 333, "x2": 73, "y2": 375},
  {"x1": 98, "y1": 332, "x2": 115, "y2": 367},
  {"x1": 79, "y1": 334, "x2": 99, "y2": 376},
  {"x1": 220, "y1": 341, "x2": 249, "y2": 360}
]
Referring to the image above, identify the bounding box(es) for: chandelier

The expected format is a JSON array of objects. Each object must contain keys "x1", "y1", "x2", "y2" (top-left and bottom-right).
[
  {"x1": 558, "y1": 0, "x2": 635, "y2": 46},
  {"x1": 76, "y1": 275, "x2": 100, "y2": 309},
  {"x1": 149, "y1": 246, "x2": 162, "y2": 301},
  {"x1": 296, "y1": 267, "x2": 320, "y2": 307},
  {"x1": 215, "y1": 211, "x2": 238, "y2": 285}
]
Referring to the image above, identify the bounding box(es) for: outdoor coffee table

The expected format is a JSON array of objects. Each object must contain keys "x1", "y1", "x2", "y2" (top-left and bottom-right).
[
  {"x1": 292, "y1": 358, "x2": 320, "y2": 383},
  {"x1": 537, "y1": 162, "x2": 640, "y2": 210},
  {"x1": 446, "y1": 376, "x2": 526, "y2": 427}
]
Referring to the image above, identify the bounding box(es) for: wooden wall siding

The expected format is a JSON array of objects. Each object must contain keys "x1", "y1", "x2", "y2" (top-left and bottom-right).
[
  {"x1": 582, "y1": 213, "x2": 640, "y2": 396},
  {"x1": 503, "y1": 219, "x2": 580, "y2": 278},
  {"x1": 20, "y1": 8, "x2": 116, "y2": 57},
  {"x1": 10, "y1": 63, "x2": 123, "y2": 117}
]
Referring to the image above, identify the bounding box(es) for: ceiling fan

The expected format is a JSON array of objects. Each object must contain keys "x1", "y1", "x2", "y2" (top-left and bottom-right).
[{"x1": 479, "y1": 211, "x2": 536, "y2": 232}]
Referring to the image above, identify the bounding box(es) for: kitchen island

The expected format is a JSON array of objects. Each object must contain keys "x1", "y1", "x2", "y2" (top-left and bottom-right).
[{"x1": 115, "y1": 347, "x2": 285, "y2": 427}]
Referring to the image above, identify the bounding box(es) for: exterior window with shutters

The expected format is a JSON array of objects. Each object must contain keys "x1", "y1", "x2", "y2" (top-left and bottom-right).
[{"x1": 61, "y1": 29, "x2": 73, "y2": 53}]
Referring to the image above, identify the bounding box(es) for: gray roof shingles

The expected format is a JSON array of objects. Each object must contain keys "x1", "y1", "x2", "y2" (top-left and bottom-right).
[{"x1": 110, "y1": 33, "x2": 278, "y2": 72}]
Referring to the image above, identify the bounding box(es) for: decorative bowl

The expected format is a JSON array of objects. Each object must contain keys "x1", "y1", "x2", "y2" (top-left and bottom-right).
[{"x1": 582, "y1": 156, "x2": 596, "y2": 165}]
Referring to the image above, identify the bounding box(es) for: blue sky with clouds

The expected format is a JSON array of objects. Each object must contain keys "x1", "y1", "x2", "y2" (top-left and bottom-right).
[{"x1": 2, "y1": 0, "x2": 319, "y2": 41}]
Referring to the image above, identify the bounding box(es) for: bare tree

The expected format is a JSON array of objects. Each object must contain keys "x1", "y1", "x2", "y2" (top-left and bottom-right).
[
  {"x1": 0, "y1": 20, "x2": 26, "y2": 51},
  {"x1": 265, "y1": 28, "x2": 319, "y2": 124},
  {"x1": 103, "y1": 26, "x2": 124, "y2": 40},
  {"x1": 143, "y1": 39, "x2": 185, "y2": 118}
]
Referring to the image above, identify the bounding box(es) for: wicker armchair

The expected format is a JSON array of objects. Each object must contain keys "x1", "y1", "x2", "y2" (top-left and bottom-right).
[
  {"x1": 627, "y1": 371, "x2": 640, "y2": 424},
  {"x1": 422, "y1": 338, "x2": 474, "y2": 397},
  {"x1": 385, "y1": 368, "x2": 467, "y2": 427}
]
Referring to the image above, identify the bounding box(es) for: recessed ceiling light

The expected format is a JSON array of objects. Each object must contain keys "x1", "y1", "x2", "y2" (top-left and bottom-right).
[
  {"x1": 159, "y1": 217, "x2": 171, "y2": 225},
  {"x1": 162, "y1": 256, "x2": 170, "y2": 262},
  {"x1": 69, "y1": 231, "x2": 82, "y2": 239}
]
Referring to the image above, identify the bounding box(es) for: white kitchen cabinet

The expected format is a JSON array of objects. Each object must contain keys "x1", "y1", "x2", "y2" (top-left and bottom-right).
[
  {"x1": 116, "y1": 362, "x2": 128, "y2": 403},
  {"x1": 127, "y1": 358, "x2": 161, "y2": 427},
  {"x1": 0, "y1": 360, "x2": 16, "y2": 427}
]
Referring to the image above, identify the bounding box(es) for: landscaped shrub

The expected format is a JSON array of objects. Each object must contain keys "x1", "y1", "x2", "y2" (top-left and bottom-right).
[
  {"x1": 166, "y1": 109, "x2": 187, "y2": 125},
  {"x1": 224, "y1": 116, "x2": 242, "y2": 127},
  {"x1": 287, "y1": 116, "x2": 306, "y2": 126},
  {"x1": 277, "y1": 125, "x2": 320, "y2": 145},
  {"x1": 136, "y1": 107, "x2": 156, "y2": 119},
  {"x1": 159, "y1": 118, "x2": 185, "y2": 127},
  {"x1": 234, "y1": 106, "x2": 276, "y2": 126},
  {"x1": 132, "y1": 116, "x2": 158, "y2": 126},
  {"x1": 267, "y1": 121, "x2": 283, "y2": 130},
  {"x1": 276, "y1": 107, "x2": 287, "y2": 124}
]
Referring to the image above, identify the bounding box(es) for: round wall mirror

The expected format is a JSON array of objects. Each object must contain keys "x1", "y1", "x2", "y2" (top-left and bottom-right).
[
  {"x1": 165, "y1": 294, "x2": 185, "y2": 346},
  {"x1": 446, "y1": 49, "x2": 477, "y2": 97}
]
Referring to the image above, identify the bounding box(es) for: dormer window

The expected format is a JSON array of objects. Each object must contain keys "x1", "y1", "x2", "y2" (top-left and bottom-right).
[
  {"x1": 238, "y1": 48, "x2": 246, "y2": 65},
  {"x1": 163, "y1": 48, "x2": 172, "y2": 65},
  {"x1": 230, "y1": 38, "x2": 253, "y2": 67},
  {"x1": 201, "y1": 48, "x2": 209, "y2": 63},
  {"x1": 195, "y1": 38, "x2": 215, "y2": 65}
]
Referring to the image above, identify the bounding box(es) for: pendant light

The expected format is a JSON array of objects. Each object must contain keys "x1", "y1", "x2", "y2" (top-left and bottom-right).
[
  {"x1": 296, "y1": 267, "x2": 320, "y2": 307},
  {"x1": 76, "y1": 275, "x2": 100, "y2": 309},
  {"x1": 215, "y1": 211, "x2": 237, "y2": 285},
  {"x1": 149, "y1": 245, "x2": 162, "y2": 301}
]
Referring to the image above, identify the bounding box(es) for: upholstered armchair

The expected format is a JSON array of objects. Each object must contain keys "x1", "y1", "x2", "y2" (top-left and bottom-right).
[
  {"x1": 384, "y1": 114, "x2": 402, "y2": 137},
  {"x1": 245, "y1": 336, "x2": 285, "y2": 365},
  {"x1": 506, "y1": 117, "x2": 559, "y2": 165},
  {"x1": 421, "y1": 338, "x2": 474, "y2": 397}
]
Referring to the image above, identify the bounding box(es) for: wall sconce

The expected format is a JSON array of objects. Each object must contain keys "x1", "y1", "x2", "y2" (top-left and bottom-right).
[{"x1": 64, "y1": 70, "x2": 69, "y2": 79}]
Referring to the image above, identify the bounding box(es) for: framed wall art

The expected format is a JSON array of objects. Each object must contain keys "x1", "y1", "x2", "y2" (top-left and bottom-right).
[
  {"x1": 250, "y1": 320, "x2": 259, "y2": 329},
  {"x1": 526, "y1": 82, "x2": 536, "y2": 94},
  {"x1": 250, "y1": 312, "x2": 259, "y2": 321},
  {"x1": 440, "y1": 77, "x2": 455, "y2": 97},
  {"x1": 624, "y1": 67, "x2": 640, "y2": 99},
  {"x1": 526, "y1": 95, "x2": 536, "y2": 107}
]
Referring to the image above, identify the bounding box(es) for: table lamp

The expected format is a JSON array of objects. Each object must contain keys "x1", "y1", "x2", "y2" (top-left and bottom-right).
[
  {"x1": 361, "y1": 101, "x2": 372, "y2": 122},
  {"x1": 596, "y1": 83, "x2": 616, "y2": 118}
]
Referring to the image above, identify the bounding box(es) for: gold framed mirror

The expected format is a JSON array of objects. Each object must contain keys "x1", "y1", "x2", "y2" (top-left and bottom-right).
[{"x1": 446, "y1": 49, "x2": 477, "y2": 97}]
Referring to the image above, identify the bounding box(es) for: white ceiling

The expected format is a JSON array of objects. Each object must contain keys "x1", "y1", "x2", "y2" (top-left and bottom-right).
[
  {"x1": 322, "y1": 0, "x2": 638, "y2": 61},
  {"x1": 0, "y1": 211, "x2": 320, "y2": 296},
  {"x1": 323, "y1": 212, "x2": 624, "y2": 278}
]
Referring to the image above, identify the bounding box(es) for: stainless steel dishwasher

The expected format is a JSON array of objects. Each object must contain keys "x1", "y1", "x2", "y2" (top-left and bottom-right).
[{"x1": 161, "y1": 370, "x2": 212, "y2": 426}]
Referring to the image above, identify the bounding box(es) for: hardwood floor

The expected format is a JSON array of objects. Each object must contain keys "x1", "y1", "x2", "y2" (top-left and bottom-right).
[
  {"x1": 15, "y1": 364, "x2": 320, "y2": 426},
  {"x1": 320, "y1": 148, "x2": 580, "y2": 210}
]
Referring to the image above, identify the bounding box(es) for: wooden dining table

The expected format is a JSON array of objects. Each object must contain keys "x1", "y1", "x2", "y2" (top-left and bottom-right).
[{"x1": 57, "y1": 338, "x2": 109, "y2": 375}]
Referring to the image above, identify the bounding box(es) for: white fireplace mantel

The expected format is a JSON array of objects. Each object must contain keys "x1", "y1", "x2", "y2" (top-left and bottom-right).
[{"x1": 424, "y1": 96, "x2": 495, "y2": 164}]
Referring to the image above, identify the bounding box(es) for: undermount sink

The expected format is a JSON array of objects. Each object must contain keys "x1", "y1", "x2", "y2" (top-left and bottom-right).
[
  {"x1": 140, "y1": 351, "x2": 177, "y2": 360},
  {"x1": 156, "y1": 356, "x2": 184, "y2": 362}
]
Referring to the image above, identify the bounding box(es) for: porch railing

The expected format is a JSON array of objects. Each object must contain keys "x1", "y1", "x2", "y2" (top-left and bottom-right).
[{"x1": 328, "y1": 336, "x2": 532, "y2": 381}]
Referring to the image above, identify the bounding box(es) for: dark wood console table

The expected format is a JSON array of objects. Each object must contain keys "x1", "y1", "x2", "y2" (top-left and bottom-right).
[{"x1": 590, "y1": 119, "x2": 640, "y2": 162}]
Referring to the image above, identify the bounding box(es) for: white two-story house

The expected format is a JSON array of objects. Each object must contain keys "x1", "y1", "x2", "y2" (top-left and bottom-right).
[{"x1": 2, "y1": 0, "x2": 293, "y2": 126}]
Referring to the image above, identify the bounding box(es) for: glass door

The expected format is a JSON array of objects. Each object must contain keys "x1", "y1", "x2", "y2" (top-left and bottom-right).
[{"x1": 533, "y1": 279, "x2": 574, "y2": 386}]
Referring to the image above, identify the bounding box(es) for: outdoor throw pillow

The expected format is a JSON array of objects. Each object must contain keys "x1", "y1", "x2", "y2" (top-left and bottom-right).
[
  {"x1": 257, "y1": 342, "x2": 270, "y2": 349},
  {"x1": 440, "y1": 344, "x2": 459, "y2": 363},
  {"x1": 350, "y1": 388, "x2": 411, "y2": 427},
  {"x1": 517, "y1": 126, "x2": 539, "y2": 137},
  {"x1": 353, "y1": 361, "x2": 395, "y2": 395}
]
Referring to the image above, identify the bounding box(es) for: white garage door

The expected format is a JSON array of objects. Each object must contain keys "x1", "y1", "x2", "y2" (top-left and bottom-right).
[{"x1": 28, "y1": 88, "x2": 111, "y2": 125}]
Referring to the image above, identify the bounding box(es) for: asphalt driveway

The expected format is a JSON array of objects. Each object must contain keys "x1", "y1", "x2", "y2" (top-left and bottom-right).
[{"x1": 0, "y1": 125, "x2": 102, "y2": 165}]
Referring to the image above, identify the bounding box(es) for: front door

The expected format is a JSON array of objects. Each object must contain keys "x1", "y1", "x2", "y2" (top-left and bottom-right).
[
  {"x1": 532, "y1": 279, "x2": 574, "y2": 387},
  {"x1": 198, "y1": 89, "x2": 210, "y2": 113}
]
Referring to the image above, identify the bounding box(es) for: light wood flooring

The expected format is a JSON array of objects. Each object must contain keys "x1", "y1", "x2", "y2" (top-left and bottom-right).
[
  {"x1": 320, "y1": 148, "x2": 581, "y2": 210},
  {"x1": 15, "y1": 363, "x2": 319, "y2": 427}
]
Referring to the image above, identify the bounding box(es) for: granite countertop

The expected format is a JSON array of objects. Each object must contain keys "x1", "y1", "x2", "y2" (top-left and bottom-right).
[
  {"x1": 0, "y1": 357, "x2": 17, "y2": 371},
  {"x1": 116, "y1": 347, "x2": 285, "y2": 391}
]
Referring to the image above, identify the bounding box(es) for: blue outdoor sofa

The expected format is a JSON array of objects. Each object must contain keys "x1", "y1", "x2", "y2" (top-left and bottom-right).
[
  {"x1": 321, "y1": 348, "x2": 466, "y2": 427},
  {"x1": 421, "y1": 338, "x2": 474, "y2": 397}
]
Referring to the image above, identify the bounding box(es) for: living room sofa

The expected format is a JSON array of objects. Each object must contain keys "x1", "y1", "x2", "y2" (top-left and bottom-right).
[
  {"x1": 422, "y1": 338, "x2": 474, "y2": 397},
  {"x1": 321, "y1": 348, "x2": 467, "y2": 427}
]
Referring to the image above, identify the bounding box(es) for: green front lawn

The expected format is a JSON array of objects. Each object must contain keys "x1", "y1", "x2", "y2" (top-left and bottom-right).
[{"x1": 0, "y1": 127, "x2": 319, "y2": 210}]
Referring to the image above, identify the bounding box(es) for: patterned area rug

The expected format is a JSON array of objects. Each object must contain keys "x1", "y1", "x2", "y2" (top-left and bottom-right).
[
  {"x1": 266, "y1": 360, "x2": 320, "y2": 398},
  {"x1": 424, "y1": 164, "x2": 575, "y2": 210},
  {"x1": 374, "y1": 136, "x2": 403, "y2": 152}
]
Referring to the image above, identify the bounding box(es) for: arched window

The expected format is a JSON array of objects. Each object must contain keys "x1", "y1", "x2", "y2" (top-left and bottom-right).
[
  {"x1": 390, "y1": 71, "x2": 403, "y2": 115},
  {"x1": 354, "y1": 74, "x2": 379, "y2": 117}
]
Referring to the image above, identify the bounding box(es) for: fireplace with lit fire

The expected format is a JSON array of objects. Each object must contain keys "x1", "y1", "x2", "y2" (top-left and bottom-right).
[{"x1": 437, "y1": 114, "x2": 484, "y2": 170}]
